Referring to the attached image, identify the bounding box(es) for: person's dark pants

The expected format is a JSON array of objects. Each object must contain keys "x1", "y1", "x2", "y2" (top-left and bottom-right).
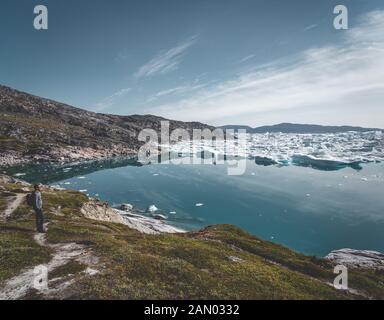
[{"x1": 34, "y1": 208, "x2": 45, "y2": 233}]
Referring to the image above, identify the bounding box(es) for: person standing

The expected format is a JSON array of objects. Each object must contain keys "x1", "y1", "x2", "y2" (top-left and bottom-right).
[{"x1": 32, "y1": 184, "x2": 45, "y2": 233}]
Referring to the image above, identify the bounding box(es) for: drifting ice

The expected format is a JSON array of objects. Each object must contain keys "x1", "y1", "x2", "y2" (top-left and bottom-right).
[{"x1": 166, "y1": 131, "x2": 384, "y2": 171}]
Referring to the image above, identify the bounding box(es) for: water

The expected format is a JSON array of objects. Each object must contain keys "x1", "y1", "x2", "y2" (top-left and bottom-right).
[{"x1": 4, "y1": 158, "x2": 384, "y2": 256}]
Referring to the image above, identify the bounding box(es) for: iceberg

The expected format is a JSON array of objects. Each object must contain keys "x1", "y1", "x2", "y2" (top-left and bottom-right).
[{"x1": 165, "y1": 130, "x2": 384, "y2": 171}]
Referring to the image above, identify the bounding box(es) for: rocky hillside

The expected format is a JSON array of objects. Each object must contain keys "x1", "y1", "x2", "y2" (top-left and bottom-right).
[
  {"x1": 221, "y1": 123, "x2": 383, "y2": 134},
  {"x1": 1, "y1": 175, "x2": 383, "y2": 300},
  {"x1": 0, "y1": 85, "x2": 213, "y2": 166}
]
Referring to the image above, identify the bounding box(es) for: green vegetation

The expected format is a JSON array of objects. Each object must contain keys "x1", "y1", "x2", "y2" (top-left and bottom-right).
[
  {"x1": 0, "y1": 220, "x2": 52, "y2": 282},
  {"x1": 0, "y1": 178, "x2": 383, "y2": 300},
  {"x1": 49, "y1": 261, "x2": 86, "y2": 280}
]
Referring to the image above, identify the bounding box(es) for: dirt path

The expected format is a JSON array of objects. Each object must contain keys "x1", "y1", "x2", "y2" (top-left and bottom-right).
[
  {"x1": 0, "y1": 194, "x2": 100, "y2": 300},
  {"x1": 2, "y1": 193, "x2": 26, "y2": 220},
  {"x1": 0, "y1": 223, "x2": 99, "y2": 300}
]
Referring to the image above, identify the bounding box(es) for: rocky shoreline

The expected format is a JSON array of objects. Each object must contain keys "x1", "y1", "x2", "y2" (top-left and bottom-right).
[
  {"x1": 81, "y1": 199, "x2": 184, "y2": 235},
  {"x1": 0, "y1": 174, "x2": 184, "y2": 235},
  {"x1": 0, "y1": 146, "x2": 137, "y2": 168}
]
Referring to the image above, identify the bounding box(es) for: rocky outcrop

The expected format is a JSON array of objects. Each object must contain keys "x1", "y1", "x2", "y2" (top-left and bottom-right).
[
  {"x1": 117, "y1": 210, "x2": 184, "y2": 234},
  {"x1": 80, "y1": 200, "x2": 184, "y2": 235},
  {"x1": 325, "y1": 248, "x2": 384, "y2": 269},
  {"x1": 0, "y1": 174, "x2": 31, "y2": 187},
  {"x1": 80, "y1": 200, "x2": 127, "y2": 225}
]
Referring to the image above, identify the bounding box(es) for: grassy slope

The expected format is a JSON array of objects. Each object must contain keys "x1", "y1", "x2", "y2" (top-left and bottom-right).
[
  {"x1": 1, "y1": 181, "x2": 383, "y2": 300},
  {"x1": 0, "y1": 185, "x2": 52, "y2": 281}
]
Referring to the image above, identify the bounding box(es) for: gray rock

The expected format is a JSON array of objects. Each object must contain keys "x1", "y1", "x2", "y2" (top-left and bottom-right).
[
  {"x1": 227, "y1": 256, "x2": 244, "y2": 263},
  {"x1": 325, "y1": 248, "x2": 384, "y2": 269},
  {"x1": 120, "y1": 203, "x2": 134, "y2": 212},
  {"x1": 150, "y1": 213, "x2": 168, "y2": 220}
]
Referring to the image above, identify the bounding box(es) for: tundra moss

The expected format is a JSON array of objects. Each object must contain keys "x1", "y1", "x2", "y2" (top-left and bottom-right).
[{"x1": 0, "y1": 223, "x2": 52, "y2": 282}]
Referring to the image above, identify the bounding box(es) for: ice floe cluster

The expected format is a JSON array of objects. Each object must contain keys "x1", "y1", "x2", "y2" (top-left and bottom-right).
[{"x1": 165, "y1": 131, "x2": 384, "y2": 170}]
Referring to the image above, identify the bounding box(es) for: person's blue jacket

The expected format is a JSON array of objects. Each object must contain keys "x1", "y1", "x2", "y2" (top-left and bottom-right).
[{"x1": 32, "y1": 191, "x2": 43, "y2": 210}]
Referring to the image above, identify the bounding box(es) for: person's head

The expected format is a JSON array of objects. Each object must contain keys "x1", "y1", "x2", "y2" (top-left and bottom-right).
[{"x1": 34, "y1": 184, "x2": 43, "y2": 191}]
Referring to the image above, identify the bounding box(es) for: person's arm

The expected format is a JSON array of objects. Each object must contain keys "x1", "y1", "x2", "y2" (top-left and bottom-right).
[{"x1": 35, "y1": 192, "x2": 43, "y2": 210}]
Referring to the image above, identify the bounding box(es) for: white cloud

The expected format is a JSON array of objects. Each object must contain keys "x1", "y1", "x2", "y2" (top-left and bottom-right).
[
  {"x1": 303, "y1": 24, "x2": 318, "y2": 32},
  {"x1": 135, "y1": 36, "x2": 197, "y2": 78},
  {"x1": 95, "y1": 88, "x2": 131, "y2": 111},
  {"x1": 147, "y1": 11, "x2": 384, "y2": 127},
  {"x1": 147, "y1": 82, "x2": 206, "y2": 103},
  {"x1": 237, "y1": 54, "x2": 256, "y2": 64}
]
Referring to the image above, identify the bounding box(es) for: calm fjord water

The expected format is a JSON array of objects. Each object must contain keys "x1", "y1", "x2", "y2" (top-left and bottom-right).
[{"x1": 6, "y1": 159, "x2": 384, "y2": 256}]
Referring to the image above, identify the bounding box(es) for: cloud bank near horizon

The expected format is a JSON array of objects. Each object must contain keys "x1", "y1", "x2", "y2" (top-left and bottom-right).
[{"x1": 145, "y1": 11, "x2": 384, "y2": 127}]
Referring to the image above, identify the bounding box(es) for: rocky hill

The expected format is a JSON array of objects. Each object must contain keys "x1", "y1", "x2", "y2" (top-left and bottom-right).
[
  {"x1": 0, "y1": 85, "x2": 213, "y2": 166},
  {"x1": 1, "y1": 175, "x2": 383, "y2": 300},
  {"x1": 221, "y1": 123, "x2": 383, "y2": 134}
]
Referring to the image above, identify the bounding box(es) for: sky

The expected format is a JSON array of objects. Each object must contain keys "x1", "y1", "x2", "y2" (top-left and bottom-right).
[{"x1": 0, "y1": 0, "x2": 383, "y2": 127}]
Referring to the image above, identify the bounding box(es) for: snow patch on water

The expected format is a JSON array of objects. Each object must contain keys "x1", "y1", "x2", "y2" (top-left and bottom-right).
[
  {"x1": 147, "y1": 205, "x2": 159, "y2": 213},
  {"x1": 13, "y1": 173, "x2": 26, "y2": 177}
]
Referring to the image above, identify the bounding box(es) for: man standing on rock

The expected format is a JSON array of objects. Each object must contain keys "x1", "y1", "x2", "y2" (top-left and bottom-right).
[{"x1": 32, "y1": 184, "x2": 45, "y2": 233}]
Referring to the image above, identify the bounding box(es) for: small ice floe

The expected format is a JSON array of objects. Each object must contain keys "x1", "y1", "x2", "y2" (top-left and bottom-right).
[
  {"x1": 343, "y1": 175, "x2": 348, "y2": 179},
  {"x1": 14, "y1": 173, "x2": 26, "y2": 177},
  {"x1": 169, "y1": 211, "x2": 177, "y2": 215},
  {"x1": 361, "y1": 177, "x2": 368, "y2": 181},
  {"x1": 94, "y1": 194, "x2": 99, "y2": 197},
  {"x1": 153, "y1": 173, "x2": 159, "y2": 176},
  {"x1": 147, "y1": 205, "x2": 159, "y2": 213},
  {"x1": 77, "y1": 176, "x2": 86, "y2": 179},
  {"x1": 64, "y1": 182, "x2": 71, "y2": 185},
  {"x1": 306, "y1": 193, "x2": 311, "y2": 197},
  {"x1": 63, "y1": 167, "x2": 72, "y2": 172},
  {"x1": 270, "y1": 236, "x2": 275, "y2": 240},
  {"x1": 195, "y1": 203, "x2": 204, "y2": 207},
  {"x1": 79, "y1": 189, "x2": 88, "y2": 193}
]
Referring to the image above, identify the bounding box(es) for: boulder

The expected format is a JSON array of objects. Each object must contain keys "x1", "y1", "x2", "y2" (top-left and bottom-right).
[
  {"x1": 120, "y1": 203, "x2": 134, "y2": 211},
  {"x1": 325, "y1": 248, "x2": 384, "y2": 269}
]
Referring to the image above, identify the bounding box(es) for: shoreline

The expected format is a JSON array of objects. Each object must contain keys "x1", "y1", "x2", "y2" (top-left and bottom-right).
[{"x1": 0, "y1": 147, "x2": 138, "y2": 168}]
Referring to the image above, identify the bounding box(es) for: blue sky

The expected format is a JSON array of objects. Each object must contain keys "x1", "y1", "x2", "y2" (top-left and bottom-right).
[{"x1": 1, "y1": 0, "x2": 383, "y2": 127}]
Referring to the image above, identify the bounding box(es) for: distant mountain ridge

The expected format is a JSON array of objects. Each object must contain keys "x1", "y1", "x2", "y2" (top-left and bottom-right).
[{"x1": 220, "y1": 123, "x2": 383, "y2": 134}]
